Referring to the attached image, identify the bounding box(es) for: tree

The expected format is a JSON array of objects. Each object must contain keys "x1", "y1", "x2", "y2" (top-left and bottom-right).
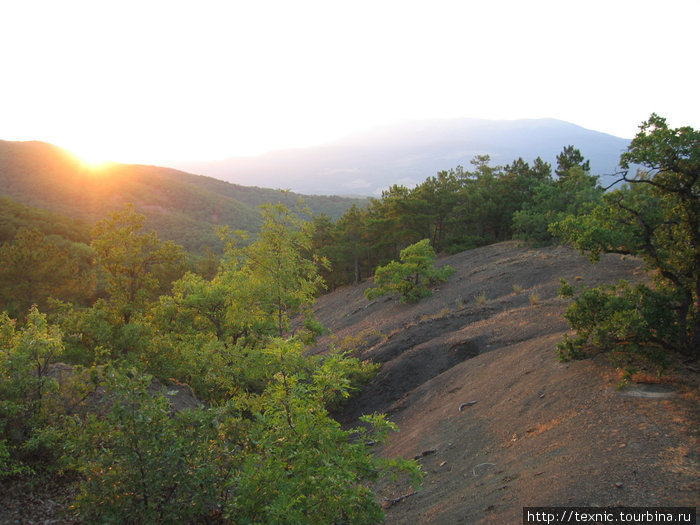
[
  {"x1": 0, "y1": 307, "x2": 65, "y2": 476},
  {"x1": 91, "y1": 204, "x2": 185, "y2": 326},
  {"x1": 366, "y1": 239, "x2": 455, "y2": 303},
  {"x1": 513, "y1": 165, "x2": 602, "y2": 244},
  {"x1": 335, "y1": 204, "x2": 368, "y2": 284},
  {"x1": 68, "y1": 368, "x2": 225, "y2": 524},
  {"x1": 240, "y1": 202, "x2": 328, "y2": 339},
  {"x1": 0, "y1": 228, "x2": 94, "y2": 317},
  {"x1": 552, "y1": 114, "x2": 700, "y2": 359},
  {"x1": 411, "y1": 170, "x2": 461, "y2": 252},
  {"x1": 555, "y1": 145, "x2": 590, "y2": 180},
  {"x1": 68, "y1": 345, "x2": 418, "y2": 525}
]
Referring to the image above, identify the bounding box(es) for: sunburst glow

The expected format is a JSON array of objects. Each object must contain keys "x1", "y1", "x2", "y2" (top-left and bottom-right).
[
  {"x1": 1, "y1": 1, "x2": 699, "y2": 164},
  {"x1": 67, "y1": 146, "x2": 112, "y2": 171}
]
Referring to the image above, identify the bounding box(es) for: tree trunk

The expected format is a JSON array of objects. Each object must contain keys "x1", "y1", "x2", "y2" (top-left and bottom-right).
[{"x1": 352, "y1": 245, "x2": 361, "y2": 284}]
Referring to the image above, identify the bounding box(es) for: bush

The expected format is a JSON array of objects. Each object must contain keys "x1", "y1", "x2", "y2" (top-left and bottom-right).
[
  {"x1": 0, "y1": 307, "x2": 65, "y2": 476},
  {"x1": 65, "y1": 367, "x2": 227, "y2": 524},
  {"x1": 556, "y1": 280, "x2": 677, "y2": 372},
  {"x1": 64, "y1": 343, "x2": 420, "y2": 525},
  {"x1": 366, "y1": 239, "x2": 455, "y2": 304}
]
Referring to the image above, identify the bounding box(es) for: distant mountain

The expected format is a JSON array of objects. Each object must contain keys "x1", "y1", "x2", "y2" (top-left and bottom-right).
[
  {"x1": 172, "y1": 118, "x2": 631, "y2": 195},
  {"x1": 0, "y1": 140, "x2": 367, "y2": 252}
]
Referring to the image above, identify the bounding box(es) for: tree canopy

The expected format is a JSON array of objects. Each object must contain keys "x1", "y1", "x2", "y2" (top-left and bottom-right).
[{"x1": 553, "y1": 114, "x2": 699, "y2": 361}]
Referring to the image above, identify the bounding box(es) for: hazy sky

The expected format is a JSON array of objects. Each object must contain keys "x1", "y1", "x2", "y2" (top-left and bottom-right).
[{"x1": 2, "y1": 0, "x2": 698, "y2": 164}]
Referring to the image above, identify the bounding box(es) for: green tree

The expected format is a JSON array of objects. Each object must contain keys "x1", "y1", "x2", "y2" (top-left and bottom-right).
[
  {"x1": 0, "y1": 228, "x2": 95, "y2": 317},
  {"x1": 66, "y1": 342, "x2": 417, "y2": 525},
  {"x1": 240, "y1": 202, "x2": 328, "y2": 339},
  {"x1": 366, "y1": 239, "x2": 455, "y2": 303},
  {"x1": 227, "y1": 339, "x2": 419, "y2": 524},
  {"x1": 335, "y1": 204, "x2": 369, "y2": 284},
  {"x1": 513, "y1": 165, "x2": 602, "y2": 244},
  {"x1": 91, "y1": 204, "x2": 185, "y2": 326},
  {"x1": 555, "y1": 145, "x2": 591, "y2": 180},
  {"x1": 0, "y1": 307, "x2": 64, "y2": 476},
  {"x1": 552, "y1": 114, "x2": 700, "y2": 359},
  {"x1": 364, "y1": 185, "x2": 420, "y2": 265},
  {"x1": 412, "y1": 170, "x2": 461, "y2": 252},
  {"x1": 146, "y1": 202, "x2": 331, "y2": 398},
  {"x1": 66, "y1": 367, "x2": 230, "y2": 524}
]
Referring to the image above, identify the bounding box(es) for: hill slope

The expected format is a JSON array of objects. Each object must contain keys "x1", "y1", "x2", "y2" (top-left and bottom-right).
[
  {"x1": 173, "y1": 118, "x2": 631, "y2": 195},
  {"x1": 312, "y1": 242, "x2": 699, "y2": 523},
  {"x1": 0, "y1": 140, "x2": 366, "y2": 252}
]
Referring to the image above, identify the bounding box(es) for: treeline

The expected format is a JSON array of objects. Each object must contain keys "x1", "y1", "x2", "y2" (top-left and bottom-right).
[{"x1": 312, "y1": 146, "x2": 603, "y2": 289}]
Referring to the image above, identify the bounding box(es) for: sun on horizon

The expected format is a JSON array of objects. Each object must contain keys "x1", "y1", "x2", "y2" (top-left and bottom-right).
[{"x1": 66, "y1": 145, "x2": 115, "y2": 171}]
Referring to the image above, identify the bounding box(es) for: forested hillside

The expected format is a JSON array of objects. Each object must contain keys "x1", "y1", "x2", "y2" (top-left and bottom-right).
[
  {"x1": 0, "y1": 140, "x2": 367, "y2": 252},
  {"x1": 312, "y1": 147, "x2": 602, "y2": 289}
]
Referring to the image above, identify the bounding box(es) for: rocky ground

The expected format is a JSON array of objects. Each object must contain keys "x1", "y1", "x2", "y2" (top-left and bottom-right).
[{"x1": 313, "y1": 241, "x2": 699, "y2": 524}]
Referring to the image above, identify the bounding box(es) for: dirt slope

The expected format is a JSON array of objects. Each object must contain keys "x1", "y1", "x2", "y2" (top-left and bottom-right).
[{"x1": 313, "y1": 241, "x2": 699, "y2": 524}]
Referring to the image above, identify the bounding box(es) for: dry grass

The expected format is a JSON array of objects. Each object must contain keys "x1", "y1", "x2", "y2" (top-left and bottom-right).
[{"x1": 420, "y1": 307, "x2": 451, "y2": 322}]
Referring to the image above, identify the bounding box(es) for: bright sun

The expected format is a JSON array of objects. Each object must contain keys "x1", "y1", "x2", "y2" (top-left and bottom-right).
[{"x1": 67, "y1": 145, "x2": 112, "y2": 170}]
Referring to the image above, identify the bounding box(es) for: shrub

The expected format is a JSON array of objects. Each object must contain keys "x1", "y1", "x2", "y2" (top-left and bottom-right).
[
  {"x1": 366, "y1": 239, "x2": 455, "y2": 304},
  {"x1": 556, "y1": 280, "x2": 677, "y2": 372},
  {"x1": 65, "y1": 367, "x2": 226, "y2": 524},
  {"x1": 0, "y1": 307, "x2": 65, "y2": 476},
  {"x1": 65, "y1": 343, "x2": 420, "y2": 525}
]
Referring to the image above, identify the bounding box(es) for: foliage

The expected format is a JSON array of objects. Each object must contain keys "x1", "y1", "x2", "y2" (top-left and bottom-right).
[
  {"x1": 144, "y1": 203, "x2": 330, "y2": 400},
  {"x1": 552, "y1": 114, "x2": 699, "y2": 358},
  {"x1": 0, "y1": 196, "x2": 91, "y2": 244},
  {"x1": 0, "y1": 228, "x2": 95, "y2": 317},
  {"x1": 239, "y1": 202, "x2": 329, "y2": 339},
  {"x1": 555, "y1": 144, "x2": 591, "y2": 179},
  {"x1": 513, "y1": 164, "x2": 602, "y2": 244},
  {"x1": 66, "y1": 368, "x2": 227, "y2": 524},
  {"x1": 0, "y1": 307, "x2": 64, "y2": 476},
  {"x1": 91, "y1": 203, "x2": 185, "y2": 329},
  {"x1": 556, "y1": 280, "x2": 676, "y2": 371},
  {"x1": 366, "y1": 239, "x2": 455, "y2": 303},
  {"x1": 226, "y1": 340, "x2": 419, "y2": 524},
  {"x1": 63, "y1": 343, "x2": 417, "y2": 525},
  {"x1": 313, "y1": 149, "x2": 604, "y2": 289},
  {"x1": 38, "y1": 201, "x2": 417, "y2": 523}
]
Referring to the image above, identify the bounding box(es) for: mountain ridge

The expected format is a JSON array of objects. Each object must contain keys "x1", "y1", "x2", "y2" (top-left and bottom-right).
[
  {"x1": 0, "y1": 139, "x2": 367, "y2": 252},
  {"x1": 171, "y1": 118, "x2": 632, "y2": 195}
]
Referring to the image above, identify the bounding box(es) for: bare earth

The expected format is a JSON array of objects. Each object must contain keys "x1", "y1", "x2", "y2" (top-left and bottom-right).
[{"x1": 313, "y1": 241, "x2": 699, "y2": 524}]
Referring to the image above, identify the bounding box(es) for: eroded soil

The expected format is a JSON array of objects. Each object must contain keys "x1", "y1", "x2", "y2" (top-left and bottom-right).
[{"x1": 313, "y1": 241, "x2": 699, "y2": 524}]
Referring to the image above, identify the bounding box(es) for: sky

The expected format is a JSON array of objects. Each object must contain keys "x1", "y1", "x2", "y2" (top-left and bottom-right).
[{"x1": 2, "y1": 0, "x2": 699, "y2": 165}]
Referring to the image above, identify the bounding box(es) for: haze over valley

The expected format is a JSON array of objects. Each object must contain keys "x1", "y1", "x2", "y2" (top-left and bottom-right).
[{"x1": 172, "y1": 118, "x2": 631, "y2": 195}]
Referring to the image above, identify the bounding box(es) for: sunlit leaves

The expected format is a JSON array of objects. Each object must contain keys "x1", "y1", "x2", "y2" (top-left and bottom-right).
[{"x1": 91, "y1": 204, "x2": 185, "y2": 327}]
